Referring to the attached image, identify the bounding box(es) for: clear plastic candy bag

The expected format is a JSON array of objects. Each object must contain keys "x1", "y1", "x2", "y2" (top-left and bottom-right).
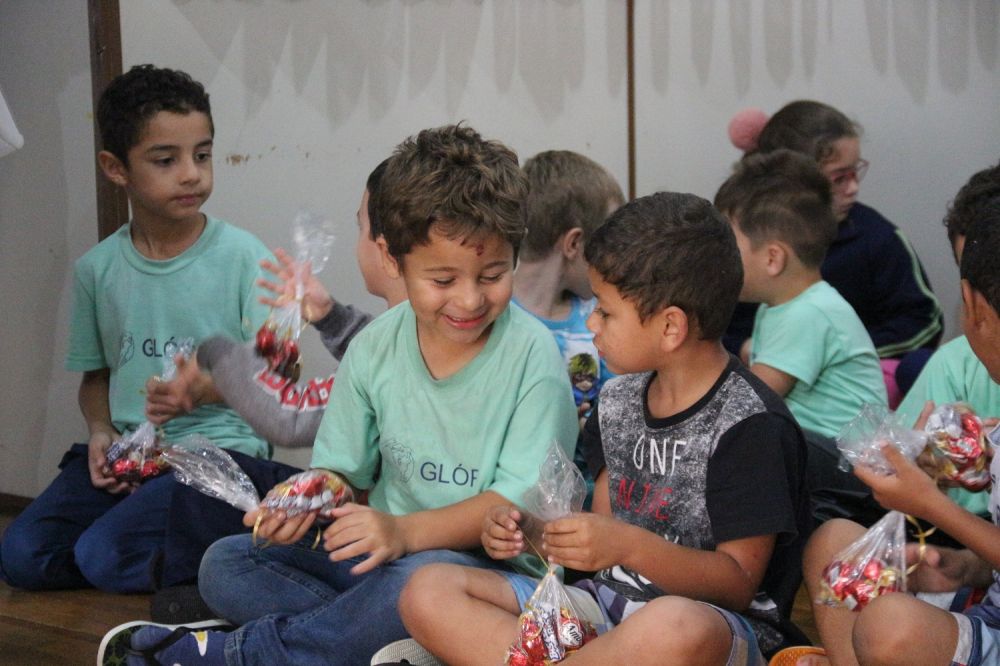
[
  {"x1": 836, "y1": 404, "x2": 927, "y2": 475},
  {"x1": 161, "y1": 440, "x2": 259, "y2": 512},
  {"x1": 506, "y1": 442, "x2": 595, "y2": 665},
  {"x1": 924, "y1": 403, "x2": 991, "y2": 491},
  {"x1": 260, "y1": 469, "x2": 353, "y2": 521},
  {"x1": 817, "y1": 510, "x2": 907, "y2": 611},
  {"x1": 505, "y1": 569, "x2": 599, "y2": 665},
  {"x1": 255, "y1": 210, "x2": 335, "y2": 381},
  {"x1": 106, "y1": 339, "x2": 195, "y2": 482}
]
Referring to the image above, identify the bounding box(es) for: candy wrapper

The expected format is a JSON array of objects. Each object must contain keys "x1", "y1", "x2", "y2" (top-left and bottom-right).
[
  {"x1": 255, "y1": 210, "x2": 335, "y2": 381},
  {"x1": 836, "y1": 404, "x2": 927, "y2": 475},
  {"x1": 260, "y1": 469, "x2": 353, "y2": 521},
  {"x1": 505, "y1": 569, "x2": 599, "y2": 665},
  {"x1": 506, "y1": 443, "x2": 595, "y2": 664},
  {"x1": 106, "y1": 339, "x2": 194, "y2": 482},
  {"x1": 161, "y1": 441, "x2": 259, "y2": 512},
  {"x1": 923, "y1": 403, "x2": 991, "y2": 491},
  {"x1": 817, "y1": 510, "x2": 907, "y2": 610}
]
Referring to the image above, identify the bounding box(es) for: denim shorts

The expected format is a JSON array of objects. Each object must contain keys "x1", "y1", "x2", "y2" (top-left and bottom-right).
[
  {"x1": 952, "y1": 603, "x2": 1000, "y2": 666},
  {"x1": 497, "y1": 571, "x2": 765, "y2": 666}
]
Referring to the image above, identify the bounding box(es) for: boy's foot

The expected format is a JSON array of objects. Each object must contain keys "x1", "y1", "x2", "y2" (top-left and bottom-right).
[
  {"x1": 98, "y1": 619, "x2": 231, "y2": 666},
  {"x1": 150, "y1": 584, "x2": 217, "y2": 624},
  {"x1": 369, "y1": 638, "x2": 443, "y2": 666}
]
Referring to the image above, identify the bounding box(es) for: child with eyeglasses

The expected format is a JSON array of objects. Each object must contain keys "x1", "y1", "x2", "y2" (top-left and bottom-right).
[{"x1": 724, "y1": 101, "x2": 943, "y2": 415}]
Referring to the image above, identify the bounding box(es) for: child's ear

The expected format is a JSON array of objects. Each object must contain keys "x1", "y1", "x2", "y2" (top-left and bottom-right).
[
  {"x1": 97, "y1": 150, "x2": 129, "y2": 187},
  {"x1": 657, "y1": 305, "x2": 690, "y2": 353},
  {"x1": 376, "y1": 236, "x2": 401, "y2": 279},
  {"x1": 559, "y1": 227, "x2": 585, "y2": 260},
  {"x1": 765, "y1": 242, "x2": 788, "y2": 277}
]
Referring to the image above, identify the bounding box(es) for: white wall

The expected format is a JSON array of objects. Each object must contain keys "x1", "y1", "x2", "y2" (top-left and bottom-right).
[
  {"x1": 0, "y1": 1, "x2": 99, "y2": 497},
  {"x1": 2, "y1": 0, "x2": 998, "y2": 496}
]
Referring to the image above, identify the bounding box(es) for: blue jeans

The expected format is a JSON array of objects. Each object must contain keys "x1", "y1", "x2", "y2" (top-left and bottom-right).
[
  {"x1": 200, "y1": 533, "x2": 508, "y2": 666},
  {"x1": 0, "y1": 444, "x2": 173, "y2": 592}
]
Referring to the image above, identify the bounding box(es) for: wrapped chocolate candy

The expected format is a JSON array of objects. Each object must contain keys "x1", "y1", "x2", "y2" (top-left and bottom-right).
[
  {"x1": 923, "y1": 403, "x2": 991, "y2": 491},
  {"x1": 260, "y1": 469, "x2": 353, "y2": 521},
  {"x1": 255, "y1": 210, "x2": 335, "y2": 380},
  {"x1": 817, "y1": 510, "x2": 907, "y2": 611},
  {"x1": 505, "y1": 571, "x2": 598, "y2": 665},
  {"x1": 106, "y1": 339, "x2": 195, "y2": 482}
]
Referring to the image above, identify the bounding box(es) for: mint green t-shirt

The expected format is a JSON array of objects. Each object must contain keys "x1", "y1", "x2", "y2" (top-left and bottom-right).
[
  {"x1": 751, "y1": 281, "x2": 888, "y2": 438},
  {"x1": 897, "y1": 335, "x2": 1000, "y2": 515},
  {"x1": 311, "y1": 302, "x2": 579, "y2": 576},
  {"x1": 66, "y1": 216, "x2": 272, "y2": 457}
]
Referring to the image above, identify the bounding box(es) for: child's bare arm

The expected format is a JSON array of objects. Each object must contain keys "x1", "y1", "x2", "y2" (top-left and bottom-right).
[
  {"x1": 320, "y1": 490, "x2": 512, "y2": 575},
  {"x1": 749, "y1": 362, "x2": 797, "y2": 397},
  {"x1": 856, "y1": 445, "x2": 1000, "y2": 574},
  {"x1": 79, "y1": 369, "x2": 129, "y2": 493}
]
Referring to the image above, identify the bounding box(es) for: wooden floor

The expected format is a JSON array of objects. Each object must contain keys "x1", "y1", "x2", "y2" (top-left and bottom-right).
[{"x1": 0, "y1": 506, "x2": 820, "y2": 665}]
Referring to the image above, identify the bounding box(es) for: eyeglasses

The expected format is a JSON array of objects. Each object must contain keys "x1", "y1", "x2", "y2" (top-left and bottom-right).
[{"x1": 826, "y1": 159, "x2": 869, "y2": 191}]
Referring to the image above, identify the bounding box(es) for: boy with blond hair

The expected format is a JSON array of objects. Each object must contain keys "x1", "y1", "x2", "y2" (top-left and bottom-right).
[
  {"x1": 110, "y1": 124, "x2": 579, "y2": 666},
  {"x1": 398, "y1": 192, "x2": 812, "y2": 664}
]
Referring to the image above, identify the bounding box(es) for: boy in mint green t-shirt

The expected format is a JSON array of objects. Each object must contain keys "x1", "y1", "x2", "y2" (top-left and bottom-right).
[
  {"x1": 122, "y1": 124, "x2": 579, "y2": 666},
  {"x1": 715, "y1": 149, "x2": 887, "y2": 526},
  {"x1": 0, "y1": 66, "x2": 270, "y2": 595}
]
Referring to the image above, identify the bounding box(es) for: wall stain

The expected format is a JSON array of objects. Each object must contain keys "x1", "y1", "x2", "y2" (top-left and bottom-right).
[{"x1": 226, "y1": 154, "x2": 251, "y2": 165}]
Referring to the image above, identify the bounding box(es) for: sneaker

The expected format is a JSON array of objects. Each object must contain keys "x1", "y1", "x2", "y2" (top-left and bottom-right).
[
  {"x1": 370, "y1": 638, "x2": 443, "y2": 666},
  {"x1": 97, "y1": 619, "x2": 231, "y2": 666},
  {"x1": 150, "y1": 585, "x2": 217, "y2": 624}
]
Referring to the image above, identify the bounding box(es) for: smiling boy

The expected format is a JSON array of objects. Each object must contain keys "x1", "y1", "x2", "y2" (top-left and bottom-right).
[{"x1": 117, "y1": 124, "x2": 579, "y2": 666}]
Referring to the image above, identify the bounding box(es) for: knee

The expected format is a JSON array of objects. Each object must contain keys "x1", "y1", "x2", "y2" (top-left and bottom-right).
[
  {"x1": 803, "y1": 519, "x2": 864, "y2": 583},
  {"x1": 399, "y1": 564, "x2": 463, "y2": 636},
  {"x1": 853, "y1": 594, "x2": 917, "y2": 663},
  {"x1": 198, "y1": 535, "x2": 252, "y2": 610},
  {"x1": 74, "y1": 527, "x2": 131, "y2": 593},
  {"x1": 635, "y1": 597, "x2": 718, "y2": 655},
  {"x1": 0, "y1": 523, "x2": 50, "y2": 590}
]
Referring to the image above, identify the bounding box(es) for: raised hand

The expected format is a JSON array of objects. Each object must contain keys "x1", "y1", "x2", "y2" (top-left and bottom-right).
[{"x1": 258, "y1": 248, "x2": 334, "y2": 323}]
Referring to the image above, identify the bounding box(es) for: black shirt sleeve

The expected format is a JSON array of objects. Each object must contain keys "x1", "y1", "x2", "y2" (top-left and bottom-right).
[{"x1": 705, "y1": 411, "x2": 806, "y2": 546}]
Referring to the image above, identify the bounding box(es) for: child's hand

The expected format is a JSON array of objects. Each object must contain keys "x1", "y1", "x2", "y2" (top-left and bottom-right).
[
  {"x1": 258, "y1": 248, "x2": 334, "y2": 323},
  {"x1": 853, "y1": 444, "x2": 943, "y2": 519},
  {"x1": 905, "y1": 544, "x2": 972, "y2": 593},
  {"x1": 145, "y1": 353, "x2": 202, "y2": 424},
  {"x1": 242, "y1": 506, "x2": 318, "y2": 545},
  {"x1": 322, "y1": 503, "x2": 407, "y2": 575},
  {"x1": 87, "y1": 430, "x2": 133, "y2": 494},
  {"x1": 481, "y1": 505, "x2": 529, "y2": 560},
  {"x1": 542, "y1": 513, "x2": 626, "y2": 572}
]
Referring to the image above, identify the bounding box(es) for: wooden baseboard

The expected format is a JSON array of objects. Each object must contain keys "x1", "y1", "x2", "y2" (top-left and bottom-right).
[{"x1": 0, "y1": 493, "x2": 32, "y2": 512}]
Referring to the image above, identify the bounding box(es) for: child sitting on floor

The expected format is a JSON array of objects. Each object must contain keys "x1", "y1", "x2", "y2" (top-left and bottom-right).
[
  {"x1": 715, "y1": 148, "x2": 887, "y2": 527},
  {"x1": 396, "y1": 191, "x2": 812, "y2": 664}
]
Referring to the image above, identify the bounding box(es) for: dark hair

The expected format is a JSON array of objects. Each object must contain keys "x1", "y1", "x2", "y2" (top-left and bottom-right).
[
  {"x1": 960, "y1": 201, "x2": 1000, "y2": 314},
  {"x1": 584, "y1": 192, "x2": 743, "y2": 339},
  {"x1": 755, "y1": 100, "x2": 859, "y2": 164},
  {"x1": 521, "y1": 151, "x2": 625, "y2": 261},
  {"x1": 715, "y1": 149, "x2": 837, "y2": 268},
  {"x1": 365, "y1": 158, "x2": 391, "y2": 240},
  {"x1": 374, "y1": 124, "x2": 527, "y2": 262},
  {"x1": 944, "y1": 162, "x2": 1000, "y2": 251},
  {"x1": 97, "y1": 64, "x2": 212, "y2": 165}
]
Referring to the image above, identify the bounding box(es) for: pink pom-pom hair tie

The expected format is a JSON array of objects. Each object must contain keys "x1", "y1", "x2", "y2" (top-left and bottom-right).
[{"x1": 727, "y1": 107, "x2": 770, "y2": 152}]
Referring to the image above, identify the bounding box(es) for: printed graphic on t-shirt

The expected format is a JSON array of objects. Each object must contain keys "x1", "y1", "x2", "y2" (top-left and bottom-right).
[
  {"x1": 254, "y1": 369, "x2": 333, "y2": 412},
  {"x1": 555, "y1": 333, "x2": 601, "y2": 407},
  {"x1": 119, "y1": 332, "x2": 134, "y2": 367}
]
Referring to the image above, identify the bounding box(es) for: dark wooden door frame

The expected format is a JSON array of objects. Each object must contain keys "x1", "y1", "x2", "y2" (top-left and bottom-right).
[
  {"x1": 88, "y1": 0, "x2": 128, "y2": 241},
  {"x1": 86, "y1": 0, "x2": 638, "y2": 236}
]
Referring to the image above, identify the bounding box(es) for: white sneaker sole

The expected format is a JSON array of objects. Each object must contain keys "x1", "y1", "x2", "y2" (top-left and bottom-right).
[{"x1": 370, "y1": 638, "x2": 443, "y2": 666}]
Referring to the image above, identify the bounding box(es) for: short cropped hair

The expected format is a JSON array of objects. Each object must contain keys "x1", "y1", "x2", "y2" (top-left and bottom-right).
[
  {"x1": 365, "y1": 158, "x2": 391, "y2": 240},
  {"x1": 961, "y1": 201, "x2": 1000, "y2": 314},
  {"x1": 97, "y1": 64, "x2": 212, "y2": 165},
  {"x1": 944, "y1": 162, "x2": 1000, "y2": 249},
  {"x1": 521, "y1": 151, "x2": 625, "y2": 261},
  {"x1": 754, "y1": 100, "x2": 859, "y2": 164},
  {"x1": 715, "y1": 149, "x2": 837, "y2": 268},
  {"x1": 374, "y1": 124, "x2": 527, "y2": 262},
  {"x1": 584, "y1": 192, "x2": 743, "y2": 340}
]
